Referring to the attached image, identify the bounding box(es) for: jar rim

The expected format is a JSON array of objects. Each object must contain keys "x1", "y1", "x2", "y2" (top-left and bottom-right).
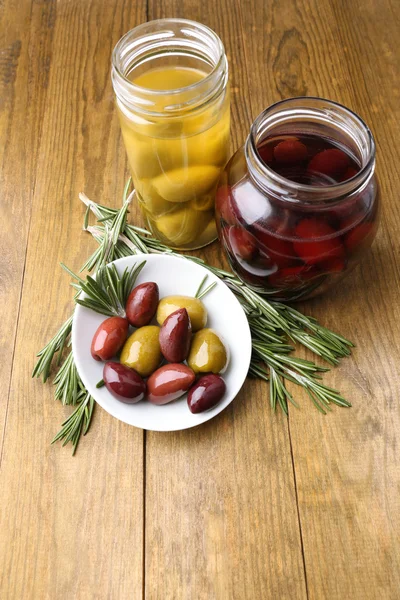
[
  {"x1": 112, "y1": 18, "x2": 226, "y2": 97},
  {"x1": 246, "y1": 97, "x2": 376, "y2": 204}
]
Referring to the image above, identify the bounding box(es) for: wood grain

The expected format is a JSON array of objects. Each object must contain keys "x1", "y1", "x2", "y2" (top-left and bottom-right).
[
  {"x1": 0, "y1": 0, "x2": 52, "y2": 452},
  {"x1": 0, "y1": 1, "x2": 146, "y2": 598},
  {"x1": 239, "y1": 0, "x2": 400, "y2": 598},
  {"x1": 144, "y1": 2, "x2": 307, "y2": 599},
  {"x1": 0, "y1": 0, "x2": 399, "y2": 599}
]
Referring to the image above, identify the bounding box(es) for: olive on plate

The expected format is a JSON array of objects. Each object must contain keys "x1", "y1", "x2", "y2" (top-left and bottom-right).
[
  {"x1": 187, "y1": 374, "x2": 226, "y2": 413},
  {"x1": 187, "y1": 328, "x2": 229, "y2": 374},
  {"x1": 103, "y1": 362, "x2": 146, "y2": 404},
  {"x1": 147, "y1": 364, "x2": 195, "y2": 405},
  {"x1": 157, "y1": 295, "x2": 207, "y2": 332},
  {"x1": 120, "y1": 325, "x2": 161, "y2": 377},
  {"x1": 91, "y1": 316, "x2": 129, "y2": 361},
  {"x1": 159, "y1": 308, "x2": 192, "y2": 362},
  {"x1": 126, "y1": 282, "x2": 159, "y2": 327}
]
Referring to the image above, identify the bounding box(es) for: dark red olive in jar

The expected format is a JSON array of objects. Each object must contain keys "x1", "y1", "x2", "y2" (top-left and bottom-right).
[
  {"x1": 147, "y1": 364, "x2": 196, "y2": 405},
  {"x1": 274, "y1": 139, "x2": 308, "y2": 164},
  {"x1": 126, "y1": 282, "x2": 159, "y2": 327},
  {"x1": 268, "y1": 265, "x2": 319, "y2": 288},
  {"x1": 343, "y1": 221, "x2": 375, "y2": 253},
  {"x1": 293, "y1": 218, "x2": 345, "y2": 265},
  {"x1": 91, "y1": 316, "x2": 129, "y2": 361},
  {"x1": 308, "y1": 148, "x2": 349, "y2": 179},
  {"x1": 216, "y1": 184, "x2": 237, "y2": 226},
  {"x1": 339, "y1": 166, "x2": 358, "y2": 182},
  {"x1": 320, "y1": 258, "x2": 346, "y2": 273},
  {"x1": 103, "y1": 362, "x2": 146, "y2": 403},
  {"x1": 187, "y1": 374, "x2": 226, "y2": 414},
  {"x1": 330, "y1": 194, "x2": 364, "y2": 223},
  {"x1": 253, "y1": 221, "x2": 295, "y2": 268},
  {"x1": 228, "y1": 226, "x2": 258, "y2": 261},
  {"x1": 159, "y1": 308, "x2": 192, "y2": 362},
  {"x1": 257, "y1": 142, "x2": 274, "y2": 165}
]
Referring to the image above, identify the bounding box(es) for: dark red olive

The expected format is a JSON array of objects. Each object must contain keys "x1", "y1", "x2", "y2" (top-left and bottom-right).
[
  {"x1": 320, "y1": 258, "x2": 346, "y2": 273},
  {"x1": 147, "y1": 364, "x2": 195, "y2": 405},
  {"x1": 257, "y1": 142, "x2": 274, "y2": 165},
  {"x1": 228, "y1": 226, "x2": 258, "y2": 261},
  {"x1": 268, "y1": 265, "x2": 318, "y2": 288},
  {"x1": 339, "y1": 166, "x2": 358, "y2": 182},
  {"x1": 91, "y1": 317, "x2": 129, "y2": 361},
  {"x1": 274, "y1": 139, "x2": 307, "y2": 164},
  {"x1": 293, "y1": 218, "x2": 345, "y2": 265},
  {"x1": 159, "y1": 308, "x2": 192, "y2": 362},
  {"x1": 125, "y1": 282, "x2": 159, "y2": 327},
  {"x1": 308, "y1": 148, "x2": 349, "y2": 179},
  {"x1": 253, "y1": 220, "x2": 295, "y2": 268},
  {"x1": 344, "y1": 221, "x2": 375, "y2": 253},
  {"x1": 216, "y1": 184, "x2": 237, "y2": 226},
  {"x1": 103, "y1": 362, "x2": 146, "y2": 403},
  {"x1": 187, "y1": 374, "x2": 226, "y2": 414}
]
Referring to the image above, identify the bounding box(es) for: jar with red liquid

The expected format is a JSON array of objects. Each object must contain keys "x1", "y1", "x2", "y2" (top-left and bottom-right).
[{"x1": 216, "y1": 97, "x2": 379, "y2": 300}]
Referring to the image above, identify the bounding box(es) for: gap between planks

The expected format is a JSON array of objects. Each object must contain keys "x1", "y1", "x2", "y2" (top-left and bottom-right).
[{"x1": 287, "y1": 413, "x2": 310, "y2": 600}]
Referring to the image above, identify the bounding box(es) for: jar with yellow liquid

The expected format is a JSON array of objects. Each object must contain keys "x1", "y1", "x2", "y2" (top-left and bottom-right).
[{"x1": 112, "y1": 19, "x2": 230, "y2": 250}]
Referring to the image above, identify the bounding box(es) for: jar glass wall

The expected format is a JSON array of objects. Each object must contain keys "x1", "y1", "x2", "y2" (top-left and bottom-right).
[
  {"x1": 112, "y1": 19, "x2": 230, "y2": 250},
  {"x1": 216, "y1": 97, "x2": 379, "y2": 301}
]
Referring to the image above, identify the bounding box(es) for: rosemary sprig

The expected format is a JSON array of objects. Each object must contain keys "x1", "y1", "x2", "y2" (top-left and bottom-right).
[
  {"x1": 79, "y1": 179, "x2": 136, "y2": 273},
  {"x1": 33, "y1": 205, "x2": 145, "y2": 452},
  {"x1": 51, "y1": 391, "x2": 94, "y2": 455},
  {"x1": 32, "y1": 316, "x2": 73, "y2": 382},
  {"x1": 194, "y1": 274, "x2": 217, "y2": 299},
  {"x1": 62, "y1": 261, "x2": 146, "y2": 318},
  {"x1": 33, "y1": 181, "x2": 354, "y2": 454}
]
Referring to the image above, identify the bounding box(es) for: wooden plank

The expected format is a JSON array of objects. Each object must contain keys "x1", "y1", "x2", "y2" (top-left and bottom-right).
[
  {"x1": 144, "y1": 2, "x2": 308, "y2": 598},
  {"x1": 0, "y1": 1, "x2": 146, "y2": 598},
  {"x1": 0, "y1": 0, "x2": 49, "y2": 450},
  {"x1": 239, "y1": 0, "x2": 400, "y2": 597}
]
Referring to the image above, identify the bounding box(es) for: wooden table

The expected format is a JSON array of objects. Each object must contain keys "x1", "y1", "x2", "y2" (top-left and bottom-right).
[{"x1": 1, "y1": 0, "x2": 399, "y2": 598}]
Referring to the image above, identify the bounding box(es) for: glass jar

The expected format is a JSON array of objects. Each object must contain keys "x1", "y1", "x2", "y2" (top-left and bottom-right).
[
  {"x1": 216, "y1": 97, "x2": 379, "y2": 301},
  {"x1": 112, "y1": 19, "x2": 230, "y2": 250}
]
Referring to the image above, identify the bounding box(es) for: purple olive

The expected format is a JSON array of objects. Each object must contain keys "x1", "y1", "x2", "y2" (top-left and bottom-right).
[
  {"x1": 91, "y1": 317, "x2": 129, "y2": 361},
  {"x1": 103, "y1": 362, "x2": 146, "y2": 404},
  {"x1": 187, "y1": 374, "x2": 226, "y2": 414},
  {"x1": 159, "y1": 308, "x2": 192, "y2": 362},
  {"x1": 126, "y1": 282, "x2": 159, "y2": 327},
  {"x1": 147, "y1": 364, "x2": 195, "y2": 405}
]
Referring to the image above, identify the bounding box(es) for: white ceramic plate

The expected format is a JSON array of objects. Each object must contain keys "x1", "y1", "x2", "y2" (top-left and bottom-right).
[{"x1": 72, "y1": 254, "x2": 252, "y2": 432}]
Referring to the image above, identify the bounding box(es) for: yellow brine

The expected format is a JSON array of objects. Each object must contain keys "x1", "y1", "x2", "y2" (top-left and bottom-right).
[{"x1": 117, "y1": 65, "x2": 230, "y2": 250}]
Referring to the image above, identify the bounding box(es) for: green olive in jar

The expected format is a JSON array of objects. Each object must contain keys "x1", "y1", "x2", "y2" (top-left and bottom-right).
[
  {"x1": 157, "y1": 296, "x2": 207, "y2": 332},
  {"x1": 155, "y1": 206, "x2": 209, "y2": 248},
  {"x1": 187, "y1": 328, "x2": 229, "y2": 374},
  {"x1": 152, "y1": 165, "x2": 221, "y2": 204},
  {"x1": 189, "y1": 191, "x2": 215, "y2": 212},
  {"x1": 120, "y1": 326, "x2": 161, "y2": 377},
  {"x1": 194, "y1": 215, "x2": 217, "y2": 248},
  {"x1": 137, "y1": 183, "x2": 177, "y2": 218}
]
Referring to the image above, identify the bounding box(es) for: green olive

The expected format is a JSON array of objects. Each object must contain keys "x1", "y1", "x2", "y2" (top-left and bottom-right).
[
  {"x1": 152, "y1": 165, "x2": 220, "y2": 203},
  {"x1": 120, "y1": 326, "x2": 161, "y2": 377},
  {"x1": 120, "y1": 125, "x2": 186, "y2": 180},
  {"x1": 187, "y1": 328, "x2": 229, "y2": 374},
  {"x1": 195, "y1": 214, "x2": 217, "y2": 247},
  {"x1": 189, "y1": 191, "x2": 215, "y2": 212},
  {"x1": 157, "y1": 296, "x2": 207, "y2": 332},
  {"x1": 137, "y1": 184, "x2": 177, "y2": 218},
  {"x1": 155, "y1": 207, "x2": 209, "y2": 248}
]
